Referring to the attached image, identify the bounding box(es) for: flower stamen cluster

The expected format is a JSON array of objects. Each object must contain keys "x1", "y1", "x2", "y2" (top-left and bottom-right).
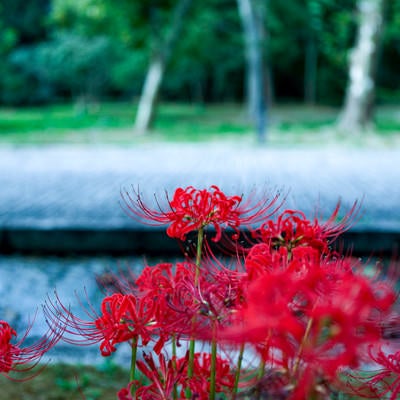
[{"x1": 122, "y1": 185, "x2": 281, "y2": 242}]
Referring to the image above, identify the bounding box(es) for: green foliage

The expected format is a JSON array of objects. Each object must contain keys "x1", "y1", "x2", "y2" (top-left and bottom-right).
[
  {"x1": 0, "y1": 0, "x2": 399, "y2": 105},
  {"x1": 265, "y1": 0, "x2": 357, "y2": 102},
  {"x1": 0, "y1": 61, "x2": 41, "y2": 105},
  {"x1": 376, "y1": 0, "x2": 400, "y2": 101},
  {"x1": 110, "y1": 47, "x2": 149, "y2": 95},
  {"x1": 0, "y1": 0, "x2": 48, "y2": 44},
  {"x1": 2, "y1": 32, "x2": 118, "y2": 105},
  {"x1": 0, "y1": 26, "x2": 17, "y2": 55},
  {"x1": 34, "y1": 33, "x2": 116, "y2": 99},
  {"x1": 164, "y1": 0, "x2": 244, "y2": 102}
]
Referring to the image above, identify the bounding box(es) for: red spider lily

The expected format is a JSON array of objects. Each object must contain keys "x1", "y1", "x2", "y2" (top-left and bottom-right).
[
  {"x1": 0, "y1": 321, "x2": 18, "y2": 374},
  {"x1": 244, "y1": 243, "x2": 290, "y2": 280},
  {"x1": 253, "y1": 203, "x2": 359, "y2": 255},
  {"x1": 159, "y1": 268, "x2": 217, "y2": 335},
  {"x1": 121, "y1": 185, "x2": 281, "y2": 241},
  {"x1": 135, "y1": 261, "x2": 201, "y2": 338},
  {"x1": 232, "y1": 268, "x2": 307, "y2": 349},
  {"x1": 117, "y1": 352, "x2": 234, "y2": 400},
  {"x1": 135, "y1": 262, "x2": 177, "y2": 294},
  {"x1": 149, "y1": 260, "x2": 247, "y2": 339},
  {"x1": 244, "y1": 238, "x2": 356, "y2": 285},
  {"x1": 0, "y1": 320, "x2": 61, "y2": 379},
  {"x1": 44, "y1": 292, "x2": 159, "y2": 357},
  {"x1": 133, "y1": 352, "x2": 187, "y2": 400},
  {"x1": 134, "y1": 256, "x2": 248, "y2": 338},
  {"x1": 117, "y1": 381, "x2": 136, "y2": 400},
  {"x1": 136, "y1": 262, "x2": 188, "y2": 316},
  {"x1": 182, "y1": 352, "x2": 235, "y2": 398},
  {"x1": 207, "y1": 267, "x2": 247, "y2": 314},
  {"x1": 295, "y1": 276, "x2": 395, "y2": 387},
  {"x1": 346, "y1": 345, "x2": 400, "y2": 399},
  {"x1": 132, "y1": 260, "x2": 223, "y2": 337},
  {"x1": 95, "y1": 293, "x2": 158, "y2": 356},
  {"x1": 91, "y1": 262, "x2": 195, "y2": 352}
]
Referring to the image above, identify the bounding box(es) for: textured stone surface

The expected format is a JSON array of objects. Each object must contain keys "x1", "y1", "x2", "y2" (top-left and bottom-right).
[{"x1": 0, "y1": 143, "x2": 399, "y2": 253}]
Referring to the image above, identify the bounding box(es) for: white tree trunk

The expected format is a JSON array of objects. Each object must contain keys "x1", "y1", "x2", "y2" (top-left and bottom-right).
[
  {"x1": 237, "y1": 0, "x2": 267, "y2": 143},
  {"x1": 338, "y1": 0, "x2": 385, "y2": 133},
  {"x1": 134, "y1": 0, "x2": 192, "y2": 134},
  {"x1": 134, "y1": 55, "x2": 164, "y2": 133}
]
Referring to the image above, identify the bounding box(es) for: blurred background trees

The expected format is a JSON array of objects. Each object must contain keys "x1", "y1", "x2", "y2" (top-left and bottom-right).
[
  {"x1": 1, "y1": 0, "x2": 400, "y2": 132},
  {"x1": 134, "y1": 0, "x2": 193, "y2": 132}
]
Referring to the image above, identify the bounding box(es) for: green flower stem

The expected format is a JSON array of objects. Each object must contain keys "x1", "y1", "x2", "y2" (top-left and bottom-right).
[
  {"x1": 253, "y1": 357, "x2": 266, "y2": 400},
  {"x1": 186, "y1": 227, "x2": 205, "y2": 398},
  {"x1": 194, "y1": 226, "x2": 204, "y2": 285},
  {"x1": 257, "y1": 358, "x2": 266, "y2": 380},
  {"x1": 130, "y1": 336, "x2": 138, "y2": 396},
  {"x1": 185, "y1": 338, "x2": 196, "y2": 399},
  {"x1": 187, "y1": 337, "x2": 196, "y2": 376},
  {"x1": 172, "y1": 333, "x2": 177, "y2": 360},
  {"x1": 172, "y1": 334, "x2": 178, "y2": 400},
  {"x1": 292, "y1": 316, "x2": 314, "y2": 378},
  {"x1": 209, "y1": 322, "x2": 218, "y2": 400},
  {"x1": 233, "y1": 342, "x2": 245, "y2": 399}
]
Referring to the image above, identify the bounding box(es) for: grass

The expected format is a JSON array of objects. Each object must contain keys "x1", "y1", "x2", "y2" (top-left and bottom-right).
[
  {"x1": 0, "y1": 362, "x2": 375, "y2": 399},
  {"x1": 0, "y1": 362, "x2": 129, "y2": 400},
  {"x1": 0, "y1": 102, "x2": 249, "y2": 144},
  {"x1": 0, "y1": 102, "x2": 399, "y2": 146}
]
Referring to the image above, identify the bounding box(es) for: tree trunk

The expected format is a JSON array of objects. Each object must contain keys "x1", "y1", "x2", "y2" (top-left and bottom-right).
[
  {"x1": 337, "y1": 0, "x2": 385, "y2": 133},
  {"x1": 134, "y1": 0, "x2": 192, "y2": 133},
  {"x1": 134, "y1": 54, "x2": 164, "y2": 133},
  {"x1": 236, "y1": 0, "x2": 267, "y2": 143}
]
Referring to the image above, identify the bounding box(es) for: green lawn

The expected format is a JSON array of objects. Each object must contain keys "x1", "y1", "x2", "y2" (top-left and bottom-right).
[{"x1": 0, "y1": 102, "x2": 399, "y2": 146}]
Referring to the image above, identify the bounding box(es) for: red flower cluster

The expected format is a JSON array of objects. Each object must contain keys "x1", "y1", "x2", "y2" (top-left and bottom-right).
[
  {"x1": 44, "y1": 185, "x2": 398, "y2": 399},
  {"x1": 118, "y1": 353, "x2": 185, "y2": 400},
  {"x1": 46, "y1": 259, "x2": 242, "y2": 352},
  {"x1": 118, "y1": 353, "x2": 234, "y2": 400},
  {"x1": 45, "y1": 260, "x2": 242, "y2": 398},
  {"x1": 234, "y1": 252, "x2": 395, "y2": 393},
  {"x1": 117, "y1": 352, "x2": 235, "y2": 400}
]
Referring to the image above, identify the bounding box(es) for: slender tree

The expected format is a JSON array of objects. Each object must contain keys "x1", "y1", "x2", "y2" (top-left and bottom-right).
[
  {"x1": 134, "y1": 0, "x2": 193, "y2": 134},
  {"x1": 338, "y1": 0, "x2": 386, "y2": 133},
  {"x1": 304, "y1": 0, "x2": 323, "y2": 105},
  {"x1": 236, "y1": 0, "x2": 267, "y2": 143}
]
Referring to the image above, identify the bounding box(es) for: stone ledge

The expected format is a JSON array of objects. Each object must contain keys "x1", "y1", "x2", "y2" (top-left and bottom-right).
[{"x1": 1, "y1": 227, "x2": 398, "y2": 256}]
